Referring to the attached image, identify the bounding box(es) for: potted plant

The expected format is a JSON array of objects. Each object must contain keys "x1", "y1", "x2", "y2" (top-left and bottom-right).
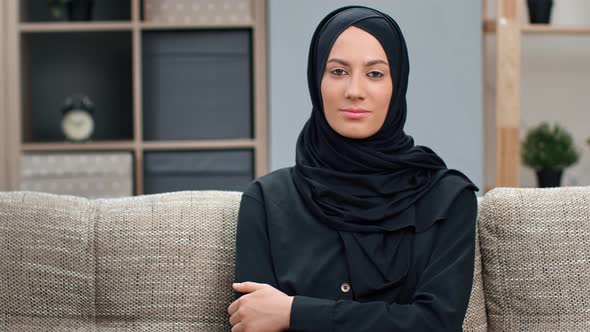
[
  {"x1": 48, "y1": 0, "x2": 94, "y2": 21},
  {"x1": 527, "y1": 0, "x2": 554, "y2": 24},
  {"x1": 521, "y1": 122, "x2": 579, "y2": 187}
]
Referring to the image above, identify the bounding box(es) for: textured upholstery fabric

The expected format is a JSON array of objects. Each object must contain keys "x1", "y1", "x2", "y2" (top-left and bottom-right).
[
  {"x1": 20, "y1": 153, "x2": 133, "y2": 199},
  {"x1": 143, "y1": 0, "x2": 253, "y2": 24},
  {"x1": 0, "y1": 190, "x2": 241, "y2": 331},
  {"x1": 95, "y1": 191, "x2": 241, "y2": 331},
  {"x1": 0, "y1": 191, "x2": 95, "y2": 330},
  {"x1": 479, "y1": 187, "x2": 590, "y2": 331},
  {"x1": 3, "y1": 187, "x2": 590, "y2": 331},
  {"x1": 463, "y1": 197, "x2": 489, "y2": 332}
]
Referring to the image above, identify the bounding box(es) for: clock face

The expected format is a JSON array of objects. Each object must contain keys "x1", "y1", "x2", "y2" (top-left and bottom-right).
[{"x1": 62, "y1": 110, "x2": 94, "y2": 141}]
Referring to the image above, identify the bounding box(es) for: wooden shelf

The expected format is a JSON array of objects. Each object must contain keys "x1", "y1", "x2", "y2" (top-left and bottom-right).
[
  {"x1": 140, "y1": 22, "x2": 254, "y2": 30},
  {"x1": 142, "y1": 139, "x2": 256, "y2": 151},
  {"x1": 482, "y1": 0, "x2": 590, "y2": 189},
  {"x1": 21, "y1": 140, "x2": 256, "y2": 152},
  {"x1": 522, "y1": 24, "x2": 590, "y2": 34},
  {"x1": 2, "y1": 0, "x2": 268, "y2": 194},
  {"x1": 19, "y1": 22, "x2": 255, "y2": 33},
  {"x1": 21, "y1": 141, "x2": 135, "y2": 152},
  {"x1": 19, "y1": 22, "x2": 133, "y2": 33},
  {"x1": 484, "y1": 19, "x2": 590, "y2": 34}
]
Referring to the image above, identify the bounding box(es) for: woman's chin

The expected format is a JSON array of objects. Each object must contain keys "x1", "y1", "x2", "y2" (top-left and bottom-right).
[{"x1": 333, "y1": 125, "x2": 377, "y2": 139}]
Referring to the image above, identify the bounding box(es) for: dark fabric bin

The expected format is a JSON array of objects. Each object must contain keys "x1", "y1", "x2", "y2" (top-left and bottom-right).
[
  {"x1": 143, "y1": 150, "x2": 253, "y2": 194},
  {"x1": 142, "y1": 30, "x2": 252, "y2": 140}
]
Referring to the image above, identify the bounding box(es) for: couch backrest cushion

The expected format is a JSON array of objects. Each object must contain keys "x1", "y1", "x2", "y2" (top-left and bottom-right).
[
  {"x1": 0, "y1": 190, "x2": 242, "y2": 331},
  {"x1": 479, "y1": 187, "x2": 590, "y2": 331},
  {"x1": 0, "y1": 191, "x2": 96, "y2": 330},
  {"x1": 94, "y1": 190, "x2": 241, "y2": 331}
]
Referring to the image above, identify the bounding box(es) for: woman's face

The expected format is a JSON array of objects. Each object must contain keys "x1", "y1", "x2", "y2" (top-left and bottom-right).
[{"x1": 321, "y1": 26, "x2": 393, "y2": 139}]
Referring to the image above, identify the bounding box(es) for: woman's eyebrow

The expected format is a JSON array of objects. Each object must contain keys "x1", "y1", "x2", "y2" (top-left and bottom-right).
[
  {"x1": 366, "y1": 59, "x2": 389, "y2": 66},
  {"x1": 326, "y1": 58, "x2": 389, "y2": 66},
  {"x1": 326, "y1": 58, "x2": 350, "y2": 66}
]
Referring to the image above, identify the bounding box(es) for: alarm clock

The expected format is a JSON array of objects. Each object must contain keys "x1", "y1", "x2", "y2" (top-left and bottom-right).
[{"x1": 61, "y1": 94, "x2": 95, "y2": 142}]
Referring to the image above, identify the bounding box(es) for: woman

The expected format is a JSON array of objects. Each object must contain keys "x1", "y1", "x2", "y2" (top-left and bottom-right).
[{"x1": 228, "y1": 5, "x2": 478, "y2": 332}]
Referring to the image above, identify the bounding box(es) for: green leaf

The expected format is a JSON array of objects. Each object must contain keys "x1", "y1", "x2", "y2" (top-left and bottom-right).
[{"x1": 521, "y1": 122, "x2": 580, "y2": 170}]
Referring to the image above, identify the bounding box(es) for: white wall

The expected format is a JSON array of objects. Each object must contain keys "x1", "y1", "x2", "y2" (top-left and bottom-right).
[
  {"x1": 485, "y1": 0, "x2": 590, "y2": 187},
  {"x1": 268, "y1": 0, "x2": 484, "y2": 189}
]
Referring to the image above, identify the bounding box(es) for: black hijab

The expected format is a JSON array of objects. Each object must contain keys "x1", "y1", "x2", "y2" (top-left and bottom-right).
[{"x1": 292, "y1": 6, "x2": 478, "y2": 302}]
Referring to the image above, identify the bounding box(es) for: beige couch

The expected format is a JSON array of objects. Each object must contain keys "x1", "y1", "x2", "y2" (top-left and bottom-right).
[{"x1": 1, "y1": 187, "x2": 589, "y2": 331}]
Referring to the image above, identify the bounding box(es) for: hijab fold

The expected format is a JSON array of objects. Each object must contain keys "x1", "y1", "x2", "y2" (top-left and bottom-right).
[{"x1": 292, "y1": 6, "x2": 478, "y2": 302}]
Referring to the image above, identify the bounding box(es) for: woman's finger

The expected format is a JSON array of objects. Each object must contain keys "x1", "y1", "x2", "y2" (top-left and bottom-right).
[
  {"x1": 231, "y1": 322, "x2": 243, "y2": 332},
  {"x1": 227, "y1": 297, "x2": 241, "y2": 316},
  {"x1": 229, "y1": 310, "x2": 242, "y2": 327},
  {"x1": 233, "y1": 281, "x2": 266, "y2": 294}
]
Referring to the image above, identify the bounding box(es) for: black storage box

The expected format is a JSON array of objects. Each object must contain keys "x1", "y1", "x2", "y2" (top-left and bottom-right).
[
  {"x1": 143, "y1": 150, "x2": 253, "y2": 194},
  {"x1": 142, "y1": 30, "x2": 253, "y2": 140}
]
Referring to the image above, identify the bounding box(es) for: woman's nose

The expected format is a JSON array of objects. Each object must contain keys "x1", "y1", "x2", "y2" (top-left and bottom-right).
[{"x1": 344, "y1": 74, "x2": 366, "y2": 100}]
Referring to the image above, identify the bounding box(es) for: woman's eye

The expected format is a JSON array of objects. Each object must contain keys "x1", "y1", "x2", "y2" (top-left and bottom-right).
[
  {"x1": 367, "y1": 71, "x2": 384, "y2": 78},
  {"x1": 330, "y1": 68, "x2": 347, "y2": 76}
]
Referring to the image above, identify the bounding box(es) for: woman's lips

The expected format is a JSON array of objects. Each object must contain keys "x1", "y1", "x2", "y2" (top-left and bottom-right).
[{"x1": 339, "y1": 108, "x2": 370, "y2": 119}]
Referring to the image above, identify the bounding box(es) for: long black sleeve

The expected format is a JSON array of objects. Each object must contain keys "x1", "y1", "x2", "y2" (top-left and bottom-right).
[
  {"x1": 234, "y1": 193, "x2": 280, "y2": 299},
  {"x1": 289, "y1": 189, "x2": 477, "y2": 332}
]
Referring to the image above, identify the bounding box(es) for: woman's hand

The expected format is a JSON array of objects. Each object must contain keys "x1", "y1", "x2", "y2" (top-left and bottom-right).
[{"x1": 228, "y1": 282, "x2": 294, "y2": 332}]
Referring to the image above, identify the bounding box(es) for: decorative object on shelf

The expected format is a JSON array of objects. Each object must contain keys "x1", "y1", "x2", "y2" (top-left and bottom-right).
[
  {"x1": 521, "y1": 122, "x2": 579, "y2": 188},
  {"x1": 61, "y1": 94, "x2": 95, "y2": 142},
  {"x1": 48, "y1": 0, "x2": 95, "y2": 21},
  {"x1": 48, "y1": 0, "x2": 65, "y2": 19},
  {"x1": 143, "y1": 0, "x2": 253, "y2": 25},
  {"x1": 526, "y1": 0, "x2": 554, "y2": 24},
  {"x1": 20, "y1": 152, "x2": 134, "y2": 198}
]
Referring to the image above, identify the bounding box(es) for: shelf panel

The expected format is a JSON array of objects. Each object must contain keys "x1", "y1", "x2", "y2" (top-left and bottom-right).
[
  {"x1": 21, "y1": 141, "x2": 136, "y2": 152},
  {"x1": 19, "y1": 22, "x2": 134, "y2": 32},
  {"x1": 523, "y1": 24, "x2": 590, "y2": 34},
  {"x1": 483, "y1": 19, "x2": 590, "y2": 34},
  {"x1": 142, "y1": 139, "x2": 256, "y2": 150},
  {"x1": 21, "y1": 140, "x2": 257, "y2": 152},
  {"x1": 140, "y1": 22, "x2": 253, "y2": 30}
]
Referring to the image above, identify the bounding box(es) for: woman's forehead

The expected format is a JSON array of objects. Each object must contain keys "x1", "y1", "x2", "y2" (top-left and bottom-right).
[{"x1": 327, "y1": 26, "x2": 389, "y2": 65}]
